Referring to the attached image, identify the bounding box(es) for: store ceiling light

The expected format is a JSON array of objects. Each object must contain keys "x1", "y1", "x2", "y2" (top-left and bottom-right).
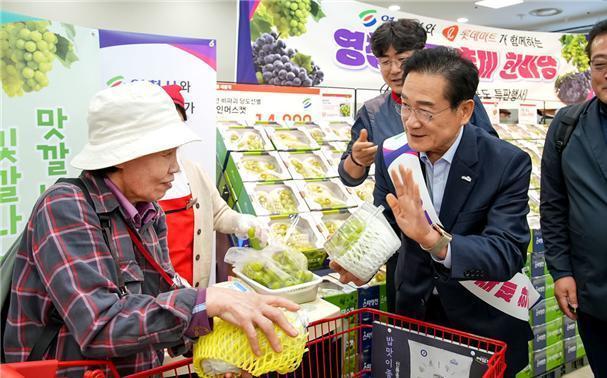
[
  {"x1": 457, "y1": 17, "x2": 469, "y2": 23},
  {"x1": 474, "y1": 0, "x2": 524, "y2": 9},
  {"x1": 529, "y1": 8, "x2": 562, "y2": 17},
  {"x1": 388, "y1": 5, "x2": 400, "y2": 11}
]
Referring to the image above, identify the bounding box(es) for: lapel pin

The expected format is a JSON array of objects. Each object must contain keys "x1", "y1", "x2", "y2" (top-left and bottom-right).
[{"x1": 461, "y1": 176, "x2": 472, "y2": 182}]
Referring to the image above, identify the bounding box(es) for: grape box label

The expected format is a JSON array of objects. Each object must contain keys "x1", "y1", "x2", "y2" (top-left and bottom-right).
[{"x1": 371, "y1": 321, "x2": 493, "y2": 378}]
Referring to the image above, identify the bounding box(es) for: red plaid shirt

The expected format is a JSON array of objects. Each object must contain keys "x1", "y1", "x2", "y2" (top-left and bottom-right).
[{"x1": 3, "y1": 172, "x2": 200, "y2": 376}]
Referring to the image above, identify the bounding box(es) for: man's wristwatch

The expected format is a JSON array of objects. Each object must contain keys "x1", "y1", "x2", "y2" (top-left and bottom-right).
[{"x1": 421, "y1": 223, "x2": 452, "y2": 257}]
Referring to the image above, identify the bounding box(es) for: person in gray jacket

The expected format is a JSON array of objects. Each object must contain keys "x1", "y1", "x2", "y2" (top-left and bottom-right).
[{"x1": 540, "y1": 19, "x2": 607, "y2": 377}]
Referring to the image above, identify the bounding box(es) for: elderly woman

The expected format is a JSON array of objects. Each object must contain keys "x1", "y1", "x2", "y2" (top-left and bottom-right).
[{"x1": 2, "y1": 82, "x2": 299, "y2": 376}]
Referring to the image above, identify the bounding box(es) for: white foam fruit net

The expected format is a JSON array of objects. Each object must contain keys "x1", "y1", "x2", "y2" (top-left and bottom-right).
[
  {"x1": 193, "y1": 311, "x2": 308, "y2": 377},
  {"x1": 323, "y1": 202, "x2": 401, "y2": 282}
]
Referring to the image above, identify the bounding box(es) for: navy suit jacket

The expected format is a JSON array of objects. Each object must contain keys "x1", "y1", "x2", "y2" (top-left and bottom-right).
[{"x1": 373, "y1": 125, "x2": 533, "y2": 375}]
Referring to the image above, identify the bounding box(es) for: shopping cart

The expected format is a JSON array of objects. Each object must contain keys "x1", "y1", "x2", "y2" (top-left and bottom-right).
[
  {"x1": 128, "y1": 308, "x2": 507, "y2": 378},
  {"x1": 0, "y1": 308, "x2": 507, "y2": 378},
  {"x1": 0, "y1": 359, "x2": 119, "y2": 378}
]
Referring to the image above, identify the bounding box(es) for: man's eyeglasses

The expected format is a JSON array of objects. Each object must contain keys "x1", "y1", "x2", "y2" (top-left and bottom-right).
[
  {"x1": 591, "y1": 59, "x2": 607, "y2": 73},
  {"x1": 399, "y1": 103, "x2": 452, "y2": 123},
  {"x1": 378, "y1": 57, "x2": 408, "y2": 70}
]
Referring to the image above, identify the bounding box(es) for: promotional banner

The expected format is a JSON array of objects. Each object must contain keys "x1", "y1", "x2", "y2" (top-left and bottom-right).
[
  {"x1": 99, "y1": 30, "x2": 217, "y2": 178},
  {"x1": 1, "y1": 12, "x2": 100, "y2": 249},
  {"x1": 237, "y1": 0, "x2": 592, "y2": 105},
  {"x1": 1, "y1": 12, "x2": 217, "y2": 253},
  {"x1": 216, "y1": 82, "x2": 354, "y2": 124}
]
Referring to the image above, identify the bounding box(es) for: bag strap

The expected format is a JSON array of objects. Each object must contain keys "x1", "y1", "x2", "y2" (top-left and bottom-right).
[
  {"x1": 125, "y1": 227, "x2": 176, "y2": 289},
  {"x1": 555, "y1": 100, "x2": 590, "y2": 154},
  {"x1": 57, "y1": 178, "x2": 127, "y2": 296},
  {"x1": 99, "y1": 213, "x2": 127, "y2": 297},
  {"x1": 26, "y1": 308, "x2": 63, "y2": 361}
]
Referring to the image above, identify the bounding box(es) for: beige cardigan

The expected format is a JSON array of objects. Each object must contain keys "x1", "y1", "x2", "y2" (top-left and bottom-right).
[{"x1": 182, "y1": 159, "x2": 241, "y2": 289}]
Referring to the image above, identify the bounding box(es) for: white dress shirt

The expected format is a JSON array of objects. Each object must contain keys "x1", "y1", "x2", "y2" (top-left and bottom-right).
[{"x1": 419, "y1": 126, "x2": 464, "y2": 269}]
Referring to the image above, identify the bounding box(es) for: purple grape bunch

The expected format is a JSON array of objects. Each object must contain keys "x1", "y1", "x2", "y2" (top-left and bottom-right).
[
  {"x1": 555, "y1": 71, "x2": 592, "y2": 105},
  {"x1": 252, "y1": 32, "x2": 324, "y2": 87}
]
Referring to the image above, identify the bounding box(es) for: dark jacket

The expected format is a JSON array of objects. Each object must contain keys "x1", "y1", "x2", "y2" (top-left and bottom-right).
[
  {"x1": 540, "y1": 97, "x2": 607, "y2": 321},
  {"x1": 374, "y1": 125, "x2": 533, "y2": 375}
]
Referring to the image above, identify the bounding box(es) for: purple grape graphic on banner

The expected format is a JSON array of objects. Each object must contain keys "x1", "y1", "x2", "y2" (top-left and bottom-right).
[
  {"x1": 555, "y1": 34, "x2": 592, "y2": 104},
  {"x1": 252, "y1": 32, "x2": 324, "y2": 87}
]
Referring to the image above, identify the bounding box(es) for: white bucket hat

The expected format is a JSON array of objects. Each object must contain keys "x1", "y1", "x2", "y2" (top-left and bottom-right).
[{"x1": 71, "y1": 81, "x2": 200, "y2": 170}]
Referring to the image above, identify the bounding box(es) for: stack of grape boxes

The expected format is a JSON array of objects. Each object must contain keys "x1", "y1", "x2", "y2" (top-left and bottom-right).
[
  {"x1": 318, "y1": 276, "x2": 359, "y2": 376},
  {"x1": 216, "y1": 121, "x2": 275, "y2": 208},
  {"x1": 320, "y1": 272, "x2": 388, "y2": 377},
  {"x1": 497, "y1": 123, "x2": 587, "y2": 378},
  {"x1": 217, "y1": 119, "x2": 375, "y2": 272},
  {"x1": 353, "y1": 273, "x2": 387, "y2": 378}
]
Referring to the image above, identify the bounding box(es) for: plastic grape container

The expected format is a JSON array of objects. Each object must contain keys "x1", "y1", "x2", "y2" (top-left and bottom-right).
[{"x1": 323, "y1": 202, "x2": 401, "y2": 282}]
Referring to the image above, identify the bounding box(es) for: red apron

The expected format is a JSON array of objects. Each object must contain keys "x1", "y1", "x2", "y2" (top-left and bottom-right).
[{"x1": 158, "y1": 194, "x2": 195, "y2": 284}]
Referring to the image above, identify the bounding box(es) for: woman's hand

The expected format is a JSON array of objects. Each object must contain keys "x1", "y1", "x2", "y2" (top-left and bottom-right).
[
  {"x1": 235, "y1": 214, "x2": 269, "y2": 248},
  {"x1": 206, "y1": 287, "x2": 300, "y2": 356}
]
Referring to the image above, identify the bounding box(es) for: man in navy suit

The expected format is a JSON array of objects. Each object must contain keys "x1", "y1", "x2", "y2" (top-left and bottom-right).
[{"x1": 331, "y1": 47, "x2": 533, "y2": 376}]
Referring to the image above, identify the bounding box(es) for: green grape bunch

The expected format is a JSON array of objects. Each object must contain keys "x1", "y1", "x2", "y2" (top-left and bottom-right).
[
  {"x1": 241, "y1": 158, "x2": 280, "y2": 180},
  {"x1": 328, "y1": 217, "x2": 365, "y2": 258},
  {"x1": 290, "y1": 157, "x2": 324, "y2": 178},
  {"x1": 241, "y1": 250, "x2": 313, "y2": 290},
  {"x1": 275, "y1": 131, "x2": 309, "y2": 149},
  {"x1": 339, "y1": 103, "x2": 351, "y2": 117},
  {"x1": 324, "y1": 221, "x2": 339, "y2": 236},
  {"x1": 276, "y1": 188, "x2": 298, "y2": 213},
  {"x1": 263, "y1": 0, "x2": 312, "y2": 37},
  {"x1": 0, "y1": 21, "x2": 63, "y2": 97},
  {"x1": 237, "y1": 132, "x2": 265, "y2": 150},
  {"x1": 269, "y1": 222, "x2": 314, "y2": 250},
  {"x1": 256, "y1": 188, "x2": 299, "y2": 214},
  {"x1": 306, "y1": 183, "x2": 346, "y2": 208},
  {"x1": 242, "y1": 261, "x2": 297, "y2": 289},
  {"x1": 309, "y1": 128, "x2": 324, "y2": 144},
  {"x1": 560, "y1": 34, "x2": 590, "y2": 73}
]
